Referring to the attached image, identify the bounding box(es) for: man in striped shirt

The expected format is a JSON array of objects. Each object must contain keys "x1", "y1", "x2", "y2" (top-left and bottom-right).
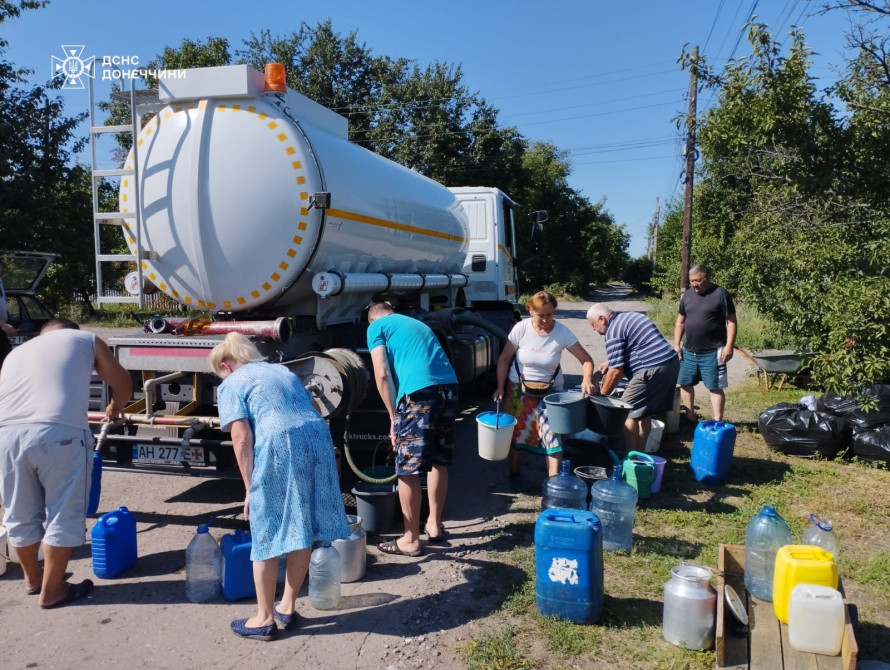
[{"x1": 587, "y1": 304, "x2": 680, "y2": 452}]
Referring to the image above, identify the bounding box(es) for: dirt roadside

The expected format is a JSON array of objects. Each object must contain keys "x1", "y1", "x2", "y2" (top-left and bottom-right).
[{"x1": 0, "y1": 289, "x2": 755, "y2": 670}]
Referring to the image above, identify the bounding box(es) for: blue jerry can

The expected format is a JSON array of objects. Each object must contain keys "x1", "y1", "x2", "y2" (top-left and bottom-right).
[
  {"x1": 535, "y1": 507, "x2": 604, "y2": 624},
  {"x1": 690, "y1": 420, "x2": 737, "y2": 484}
]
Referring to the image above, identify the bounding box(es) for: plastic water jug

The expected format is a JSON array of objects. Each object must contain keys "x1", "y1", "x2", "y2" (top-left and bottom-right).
[
  {"x1": 621, "y1": 451, "x2": 656, "y2": 499},
  {"x1": 743, "y1": 505, "x2": 792, "y2": 601},
  {"x1": 91, "y1": 506, "x2": 137, "y2": 579},
  {"x1": 690, "y1": 420, "x2": 736, "y2": 484},
  {"x1": 220, "y1": 529, "x2": 255, "y2": 601},
  {"x1": 534, "y1": 507, "x2": 604, "y2": 624},
  {"x1": 788, "y1": 583, "x2": 845, "y2": 655},
  {"x1": 332, "y1": 515, "x2": 367, "y2": 583},
  {"x1": 87, "y1": 450, "x2": 102, "y2": 515},
  {"x1": 772, "y1": 544, "x2": 838, "y2": 623},
  {"x1": 541, "y1": 459, "x2": 588, "y2": 511},
  {"x1": 308, "y1": 542, "x2": 341, "y2": 610},
  {"x1": 662, "y1": 563, "x2": 717, "y2": 650},
  {"x1": 802, "y1": 514, "x2": 841, "y2": 559},
  {"x1": 589, "y1": 465, "x2": 637, "y2": 551},
  {"x1": 185, "y1": 524, "x2": 222, "y2": 603}
]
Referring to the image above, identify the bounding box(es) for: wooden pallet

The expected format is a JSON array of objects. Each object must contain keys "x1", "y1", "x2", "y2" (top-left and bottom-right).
[{"x1": 716, "y1": 544, "x2": 858, "y2": 670}]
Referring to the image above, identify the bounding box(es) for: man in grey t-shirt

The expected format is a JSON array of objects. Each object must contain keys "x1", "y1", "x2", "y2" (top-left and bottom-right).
[
  {"x1": 0, "y1": 319, "x2": 132, "y2": 609},
  {"x1": 673, "y1": 264, "x2": 737, "y2": 422}
]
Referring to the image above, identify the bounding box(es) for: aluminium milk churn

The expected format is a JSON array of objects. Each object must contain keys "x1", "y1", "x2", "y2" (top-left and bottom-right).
[
  {"x1": 662, "y1": 563, "x2": 717, "y2": 650},
  {"x1": 332, "y1": 515, "x2": 367, "y2": 583}
]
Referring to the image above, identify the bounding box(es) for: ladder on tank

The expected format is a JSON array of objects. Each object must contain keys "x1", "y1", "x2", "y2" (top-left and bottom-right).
[{"x1": 87, "y1": 76, "x2": 160, "y2": 309}]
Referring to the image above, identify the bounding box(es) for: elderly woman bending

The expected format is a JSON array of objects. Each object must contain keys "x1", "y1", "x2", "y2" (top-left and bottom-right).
[
  {"x1": 493, "y1": 291, "x2": 596, "y2": 489},
  {"x1": 210, "y1": 332, "x2": 349, "y2": 641}
]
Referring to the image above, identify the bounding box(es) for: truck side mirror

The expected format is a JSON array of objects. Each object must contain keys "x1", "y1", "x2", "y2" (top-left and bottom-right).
[{"x1": 530, "y1": 222, "x2": 544, "y2": 255}]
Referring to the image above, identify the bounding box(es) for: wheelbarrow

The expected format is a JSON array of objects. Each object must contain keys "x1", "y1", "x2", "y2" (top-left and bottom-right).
[{"x1": 736, "y1": 348, "x2": 813, "y2": 391}]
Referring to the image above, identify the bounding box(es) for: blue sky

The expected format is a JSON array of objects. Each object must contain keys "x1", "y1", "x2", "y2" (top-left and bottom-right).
[{"x1": 5, "y1": 1, "x2": 857, "y2": 257}]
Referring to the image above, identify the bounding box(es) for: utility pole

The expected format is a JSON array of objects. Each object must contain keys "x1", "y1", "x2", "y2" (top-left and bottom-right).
[
  {"x1": 650, "y1": 197, "x2": 659, "y2": 294},
  {"x1": 680, "y1": 45, "x2": 698, "y2": 292}
]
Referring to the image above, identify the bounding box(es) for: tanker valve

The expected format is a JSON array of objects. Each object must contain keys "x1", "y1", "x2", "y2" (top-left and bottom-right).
[{"x1": 308, "y1": 192, "x2": 331, "y2": 210}]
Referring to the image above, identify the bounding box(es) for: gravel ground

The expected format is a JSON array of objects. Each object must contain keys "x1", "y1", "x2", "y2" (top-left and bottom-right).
[{"x1": 0, "y1": 288, "x2": 755, "y2": 669}]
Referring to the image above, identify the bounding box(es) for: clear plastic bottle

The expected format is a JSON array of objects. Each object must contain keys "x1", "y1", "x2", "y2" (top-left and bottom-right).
[
  {"x1": 589, "y1": 464, "x2": 638, "y2": 551},
  {"x1": 308, "y1": 542, "x2": 341, "y2": 610},
  {"x1": 185, "y1": 524, "x2": 222, "y2": 603},
  {"x1": 744, "y1": 505, "x2": 792, "y2": 601},
  {"x1": 802, "y1": 514, "x2": 841, "y2": 559},
  {"x1": 541, "y1": 459, "x2": 588, "y2": 511}
]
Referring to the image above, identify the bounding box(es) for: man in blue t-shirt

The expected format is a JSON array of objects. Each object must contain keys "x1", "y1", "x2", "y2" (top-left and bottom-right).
[
  {"x1": 587, "y1": 303, "x2": 679, "y2": 452},
  {"x1": 367, "y1": 302, "x2": 458, "y2": 557}
]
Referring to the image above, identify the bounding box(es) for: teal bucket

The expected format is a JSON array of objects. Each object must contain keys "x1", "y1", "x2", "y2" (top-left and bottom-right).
[{"x1": 544, "y1": 391, "x2": 587, "y2": 434}]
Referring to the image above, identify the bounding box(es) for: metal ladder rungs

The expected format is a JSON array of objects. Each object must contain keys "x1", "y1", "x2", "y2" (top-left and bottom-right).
[
  {"x1": 97, "y1": 296, "x2": 142, "y2": 304},
  {"x1": 93, "y1": 168, "x2": 135, "y2": 178},
  {"x1": 92, "y1": 124, "x2": 133, "y2": 134},
  {"x1": 95, "y1": 212, "x2": 135, "y2": 221}
]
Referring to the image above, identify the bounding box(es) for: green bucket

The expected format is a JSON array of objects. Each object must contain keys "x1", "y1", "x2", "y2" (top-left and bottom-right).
[{"x1": 622, "y1": 451, "x2": 656, "y2": 499}]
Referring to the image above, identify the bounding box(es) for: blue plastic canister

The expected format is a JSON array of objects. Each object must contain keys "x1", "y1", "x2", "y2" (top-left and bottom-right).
[
  {"x1": 91, "y1": 506, "x2": 137, "y2": 579},
  {"x1": 690, "y1": 421, "x2": 737, "y2": 484},
  {"x1": 535, "y1": 507, "x2": 604, "y2": 624},
  {"x1": 220, "y1": 529, "x2": 256, "y2": 601}
]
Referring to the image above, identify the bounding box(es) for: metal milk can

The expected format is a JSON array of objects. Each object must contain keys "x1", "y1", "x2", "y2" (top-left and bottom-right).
[
  {"x1": 332, "y1": 515, "x2": 367, "y2": 583},
  {"x1": 662, "y1": 563, "x2": 717, "y2": 650}
]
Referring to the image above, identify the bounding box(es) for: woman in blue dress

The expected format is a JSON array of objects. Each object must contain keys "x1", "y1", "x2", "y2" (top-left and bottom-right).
[{"x1": 210, "y1": 332, "x2": 349, "y2": 641}]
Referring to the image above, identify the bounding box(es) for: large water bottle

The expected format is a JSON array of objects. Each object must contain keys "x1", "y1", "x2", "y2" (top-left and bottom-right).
[
  {"x1": 308, "y1": 542, "x2": 341, "y2": 610},
  {"x1": 185, "y1": 524, "x2": 222, "y2": 603},
  {"x1": 802, "y1": 514, "x2": 841, "y2": 559},
  {"x1": 744, "y1": 505, "x2": 792, "y2": 601},
  {"x1": 541, "y1": 459, "x2": 588, "y2": 511},
  {"x1": 589, "y1": 464, "x2": 638, "y2": 551}
]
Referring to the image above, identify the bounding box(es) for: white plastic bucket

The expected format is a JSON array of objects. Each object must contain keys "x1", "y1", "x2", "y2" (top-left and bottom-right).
[
  {"x1": 477, "y1": 411, "x2": 516, "y2": 461},
  {"x1": 645, "y1": 419, "x2": 665, "y2": 453}
]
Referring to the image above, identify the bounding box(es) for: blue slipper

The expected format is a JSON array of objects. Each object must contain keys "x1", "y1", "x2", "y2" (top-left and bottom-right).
[
  {"x1": 230, "y1": 618, "x2": 278, "y2": 641},
  {"x1": 273, "y1": 603, "x2": 301, "y2": 631}
]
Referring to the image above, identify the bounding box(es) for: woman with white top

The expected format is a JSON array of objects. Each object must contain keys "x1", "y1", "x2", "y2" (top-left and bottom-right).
[{"x1": 493, "y1": 291, "x2": 596, "y2": 489}]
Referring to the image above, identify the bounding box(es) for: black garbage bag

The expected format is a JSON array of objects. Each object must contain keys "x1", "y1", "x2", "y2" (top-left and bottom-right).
[
  {"x1": 847, "y1": 408, "x2": 890, "y2": 433},
  {"x1": 815, "y1": 393, "x2": 861, "y2": 417},
  {"x1": 758, "y1": 403, "x2": 849, "y2": 458},
  {"x1": 863, "y1": 384, "x2": 890, "y2": 411},
  {"x1": 852, "y1": 426, "x2": 890, "y2": 464}
]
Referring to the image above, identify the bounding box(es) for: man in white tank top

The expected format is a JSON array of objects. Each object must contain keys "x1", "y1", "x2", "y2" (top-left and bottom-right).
[{"x1": 0, "y1": 319, "x2": 132, "y2": 609}]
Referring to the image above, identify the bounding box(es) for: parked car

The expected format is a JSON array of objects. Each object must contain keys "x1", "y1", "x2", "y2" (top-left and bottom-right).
[{"x1": 2, "y1": 251, "x2": 59, "y2": 345}]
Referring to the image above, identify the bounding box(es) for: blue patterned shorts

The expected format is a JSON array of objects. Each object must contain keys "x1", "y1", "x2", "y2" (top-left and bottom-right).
[{"x1": 393, "y1": 384, "x2": 458, "y2": 475}]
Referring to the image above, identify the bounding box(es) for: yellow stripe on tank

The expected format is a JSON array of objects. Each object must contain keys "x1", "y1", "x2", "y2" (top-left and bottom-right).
[{"x1": 327, "y1": 208, "x2": 467, "y2": 243}]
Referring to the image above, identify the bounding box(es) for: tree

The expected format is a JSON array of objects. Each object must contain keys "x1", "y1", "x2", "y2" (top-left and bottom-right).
[
  {"x1": 0, "y1": 2, "x2": 97, "y2": 312},
  {"x1": 664, "y1": 16, "x2": 890, "y2": 394}
]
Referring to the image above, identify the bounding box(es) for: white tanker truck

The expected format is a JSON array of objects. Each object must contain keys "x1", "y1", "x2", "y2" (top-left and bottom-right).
[{"x1": 90, "y1": 64, "x2": 543, "y2": 479}]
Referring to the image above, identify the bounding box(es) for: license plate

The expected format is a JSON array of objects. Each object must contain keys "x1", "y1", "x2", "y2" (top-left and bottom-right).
[
  {"x1": 131, "y1": 444, "x2": 205, "y2": 465},
  {"x1": 9, "y1": 335, "x2": 27, "y2": 346}
]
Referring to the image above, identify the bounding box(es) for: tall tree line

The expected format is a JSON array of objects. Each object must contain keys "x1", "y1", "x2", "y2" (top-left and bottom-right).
[
  {"x1": 654, "y1": 1, "x2": 890, "y2": 394},
  {"x1": 1, "y1": 6, "x2": 630, "y2": 312}
]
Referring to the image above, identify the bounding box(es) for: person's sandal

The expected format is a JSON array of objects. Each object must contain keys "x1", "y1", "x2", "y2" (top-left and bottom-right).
[
  {"x1": 378, "y1": 539, "x2": 423, "y2": 557},
  {"x1": 39, "y1": 579, "x2": 94, "y2": 609}
]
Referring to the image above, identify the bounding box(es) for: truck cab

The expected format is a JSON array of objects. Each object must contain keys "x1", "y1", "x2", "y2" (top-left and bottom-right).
[{"x1": 450, "y1": 187, "x2": 519, "y2": 307}]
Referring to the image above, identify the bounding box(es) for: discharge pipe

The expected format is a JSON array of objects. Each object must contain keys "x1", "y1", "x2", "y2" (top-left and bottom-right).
[{"x1": 145, "y1": 316, "x2": 292, "y2": 343}]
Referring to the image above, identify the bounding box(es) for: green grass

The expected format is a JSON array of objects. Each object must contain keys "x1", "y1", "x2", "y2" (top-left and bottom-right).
[{"x1": 459, "y1": 378, "x2": 890, "y2": 668}]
